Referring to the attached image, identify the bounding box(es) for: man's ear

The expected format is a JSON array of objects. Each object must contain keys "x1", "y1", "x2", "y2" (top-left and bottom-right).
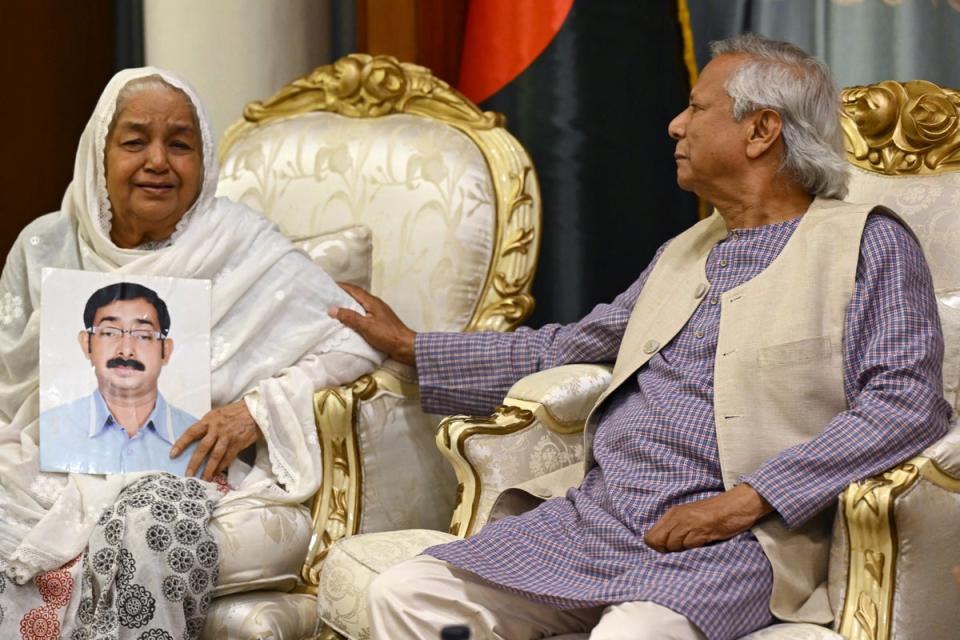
[
  {"x1": 745, "y1": 108, "x2": 783, "y2": 159},
  {"x1": 77, "y1": 330, "x2": 93, "y2": 360},
  {"x1": 161, "y1": 338, "x2": 174, "y2": 365}
]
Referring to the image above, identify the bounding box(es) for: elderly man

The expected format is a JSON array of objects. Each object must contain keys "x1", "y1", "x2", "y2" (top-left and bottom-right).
[
  {"x1": 333, "y1": 34, "x2": 950, "y2": 640},
  {"x1": 40, "y1": 282, "x2": 201, "y2": 475}
]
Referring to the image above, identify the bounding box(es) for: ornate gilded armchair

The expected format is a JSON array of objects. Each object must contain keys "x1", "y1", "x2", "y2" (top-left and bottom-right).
[
  {"x1": 315, "y1": 81, "x2": 960, "y2": 640},
  {"x1": 202, "y1": 54, "x2": 540, "y2": 638}
]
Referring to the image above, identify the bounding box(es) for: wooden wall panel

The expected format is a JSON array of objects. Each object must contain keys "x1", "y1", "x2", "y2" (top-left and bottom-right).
[
  {"x1": 0, "y1": 2, "x2": 115, "y2": 262},
  {"x1": 356, "y1": 0, "x2": 468, "y2": 86}
]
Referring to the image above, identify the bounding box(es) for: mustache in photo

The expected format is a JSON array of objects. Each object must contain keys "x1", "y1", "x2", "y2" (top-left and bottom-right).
[{"x1": 106, "y1": 357, "x2": 146, "y2": 371}]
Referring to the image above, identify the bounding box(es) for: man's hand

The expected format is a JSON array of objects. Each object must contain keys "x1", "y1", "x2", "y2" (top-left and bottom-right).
[
  {"x1": 644, "y1": 483, "x2": 773, "y2": 553},
  {"x1": 170, "y1": 400, "x2": 261, "y2": 481},
  {"x1": 329, "y1": 282, "x2": 417, "y2": 366}
]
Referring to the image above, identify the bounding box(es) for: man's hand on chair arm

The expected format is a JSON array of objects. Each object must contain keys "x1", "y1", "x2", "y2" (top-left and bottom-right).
[
  {"x1": 330, "y1": 282, "x2": 417, "y2": 366},
  {"x1": 644, "y1": 483, "x2": 773, "y2": 553}
]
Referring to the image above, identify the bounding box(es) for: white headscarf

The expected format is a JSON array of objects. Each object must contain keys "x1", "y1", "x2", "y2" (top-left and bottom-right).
[{"x1": 0, "y1": 67, "x2": 381, "y2": 581}]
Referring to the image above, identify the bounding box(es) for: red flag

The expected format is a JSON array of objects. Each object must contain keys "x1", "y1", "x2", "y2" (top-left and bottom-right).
[{"x1": 457, "y1": 0, "x2": 575, "y2": 104}]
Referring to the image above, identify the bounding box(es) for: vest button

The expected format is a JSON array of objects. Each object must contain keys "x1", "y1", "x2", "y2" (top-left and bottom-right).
[
  {"x1": 694, "y1": 283, "x2": 707, "y2": 298},
  {"x1": 643, "y1": 340, "x2": 660, "y2": 354}
]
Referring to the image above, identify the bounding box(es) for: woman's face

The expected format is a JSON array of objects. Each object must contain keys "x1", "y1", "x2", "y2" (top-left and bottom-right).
[{"x1": 104, "y1": 85, "x2": 203, "y2": 248}]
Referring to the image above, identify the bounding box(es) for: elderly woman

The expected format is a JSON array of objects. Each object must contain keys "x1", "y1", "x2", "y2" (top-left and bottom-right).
[{"x1": 0, "y1": 68, "x2": 381, "y2": 637}]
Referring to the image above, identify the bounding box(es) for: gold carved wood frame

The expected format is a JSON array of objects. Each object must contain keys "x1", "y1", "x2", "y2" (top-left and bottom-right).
[
  {"x1": 435, "y1": 404, "x2": 536, "y2": 538},
  {"x1": 841, "y1": 80, "x2": 960, "y2": 176},
  {"x1": 837, "y1": 457, "x2": 960, "y2": 640}
]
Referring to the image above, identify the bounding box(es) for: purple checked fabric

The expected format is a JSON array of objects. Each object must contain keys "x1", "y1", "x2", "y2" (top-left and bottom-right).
[{"x1": 416, "y1": 214, "x2": 951, "y2": 640}]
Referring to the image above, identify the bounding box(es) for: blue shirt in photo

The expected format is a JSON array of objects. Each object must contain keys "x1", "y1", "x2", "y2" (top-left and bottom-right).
[{"x1": 40, "y1": 390, "x2": 202, "y2": 476}]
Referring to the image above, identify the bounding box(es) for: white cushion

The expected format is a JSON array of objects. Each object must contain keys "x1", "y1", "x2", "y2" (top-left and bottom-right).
[
  {"x1": 218, "y1": 112, "x2": 497, "y2": 332},
  {"x1": 738, "y1": 623, "x2": 842, "y2": 639},
  {"x1": 888, "y1": 467, "x2": 960, "y2": 638},
  {"x1": 356, "y1": 373, "x2": 457, "y2": 533},
  {"x1": 507, "y1": 364, "x2": 613, "y2": 425},
  {"x1": 202, "y1": 591, "x2": 319, "y2": 639},
  {"x1": 317, "y1": 529, "x2": 458, "y2": 639},
  {"x1": 294, "y1": 223, "x2": 373, "y2": 290},
  {"x1": 209, "y1": 500, "x2": 312, "y2": 596},
  {"x1": 925, "y1": 414, "x2": 960, "y2": 477}
]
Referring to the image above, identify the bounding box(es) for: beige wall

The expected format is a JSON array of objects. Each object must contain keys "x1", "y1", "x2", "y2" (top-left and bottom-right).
[{"x1": 144, "y1": 0, "x2": 331, "y2": 145}]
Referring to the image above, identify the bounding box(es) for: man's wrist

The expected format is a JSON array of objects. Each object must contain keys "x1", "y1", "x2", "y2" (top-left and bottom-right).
[
  {"x1": 395, "y1": 329, "x2": 417, "y2": 366},
  {"x1": 734, "y1": 482, "x2": 774, "y2": 521}
]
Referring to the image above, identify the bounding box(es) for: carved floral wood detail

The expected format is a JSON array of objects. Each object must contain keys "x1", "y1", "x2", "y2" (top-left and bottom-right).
[
  {"x1": 839, "y1": 460, "x2": 923, "y2": 640},
  {"x1": 841, "y1": 81, "x2": 960, "y2": 175},
  {"x1": 241, "y1": 54, "x2": 503, "y2": 130},
  {"x1": 437, "y1": 404, "x2": 537, "y2": 538},
  {"x1": 297, "y1": 375, "x2": 378, "y2": 592}
]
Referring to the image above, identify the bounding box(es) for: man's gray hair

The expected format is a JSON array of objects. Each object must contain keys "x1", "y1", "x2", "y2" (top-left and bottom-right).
[{"x1": 710, "y1": 34, "x2": 849, "y2": 199}]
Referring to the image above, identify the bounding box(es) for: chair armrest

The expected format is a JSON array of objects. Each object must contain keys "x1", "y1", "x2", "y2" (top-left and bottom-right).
[
  {"x1": 299, "y1": 361, "x2": 457, "y2": 592},
  {"x1": 834, "y1": 421, "x2": 960, "y2": 640},
  {"x1": 436, "y1": 364, "x2": 612, "y2": 537},
  {"x1": 504, "y1": 363, "x2": 614, "y2": 431}
]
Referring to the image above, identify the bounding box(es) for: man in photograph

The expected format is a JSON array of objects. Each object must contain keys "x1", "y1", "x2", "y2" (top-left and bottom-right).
[{"x1": 40, "y1": 282, "x2": 200, "y2": 475}]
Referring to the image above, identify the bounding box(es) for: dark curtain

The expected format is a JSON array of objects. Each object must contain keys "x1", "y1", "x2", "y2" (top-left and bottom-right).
[
  {"x1": 331, "y1": 0, "x2": 358, "y2": 60},
  {"x1": 478, "y1": 1, "x2": 698, "y2": 327},
  {"x1": 113, "y1": 0, "x2": 144, "y2": 71}
]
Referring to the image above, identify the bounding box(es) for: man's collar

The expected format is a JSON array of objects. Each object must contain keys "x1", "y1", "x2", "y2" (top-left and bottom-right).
[{"x1": 89, "y1": 390, "x2": 175, "y2": 444}]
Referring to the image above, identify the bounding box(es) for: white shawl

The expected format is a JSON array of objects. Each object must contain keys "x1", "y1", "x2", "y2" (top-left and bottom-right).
[{"x1": 0, "y1": 67, "x2": 382, "y2": 581}]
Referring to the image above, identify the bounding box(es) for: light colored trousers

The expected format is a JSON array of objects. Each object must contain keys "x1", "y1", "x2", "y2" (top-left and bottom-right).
[{"x1": 368, "y1": 555, "x2": 706, "y2": 640}]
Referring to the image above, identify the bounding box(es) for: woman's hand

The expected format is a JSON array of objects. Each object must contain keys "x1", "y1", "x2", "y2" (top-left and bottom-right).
[{"x1": 170, "y1": 400, "x2": 261, "y2": 481}]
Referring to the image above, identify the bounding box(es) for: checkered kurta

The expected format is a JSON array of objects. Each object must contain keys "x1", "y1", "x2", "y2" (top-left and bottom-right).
[{"x1": 416, "y1": 214, "x2": 951, "y2": 640}]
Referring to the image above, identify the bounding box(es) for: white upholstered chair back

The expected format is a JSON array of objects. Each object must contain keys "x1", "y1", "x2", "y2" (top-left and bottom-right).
[
  {"x1": 216, "y1": 54, "x2": 540, "y2": 334},
  {"x1": 840, "y1": 80, "x2": 960, "y2": 411}
]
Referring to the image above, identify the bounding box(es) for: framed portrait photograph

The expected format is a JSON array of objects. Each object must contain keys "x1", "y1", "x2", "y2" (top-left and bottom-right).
[{"x1": 39, "y1": 268, "x2": 211, "y2": 475}]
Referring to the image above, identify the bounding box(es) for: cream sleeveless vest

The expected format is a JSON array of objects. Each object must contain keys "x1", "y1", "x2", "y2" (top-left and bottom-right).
[{"x1": 588, "y1": 197, "x2": 881, "y2": 622}]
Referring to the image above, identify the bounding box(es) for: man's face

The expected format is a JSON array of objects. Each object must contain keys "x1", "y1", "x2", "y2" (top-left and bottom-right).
[
  {"x1": 668, "y1": 54, "x2": 753, "y2": 199},
  {"x1": 78, "y1": 298, "x2": 173, "y2": 399}
]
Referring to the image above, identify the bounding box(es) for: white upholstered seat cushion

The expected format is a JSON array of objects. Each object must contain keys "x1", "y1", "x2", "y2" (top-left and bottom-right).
[
  {"x1": 217, "y1": 112, "x2": 497, "y2": 333},
  {"x1": 317, "y1": 529, "x2": 458, "y2": 639},
  {"x1": 738, "y1": 624, "x2": 842, "y2": 639},
  {"x1": 202, "y1": 591, "x2": 320, "y2": 639}
]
